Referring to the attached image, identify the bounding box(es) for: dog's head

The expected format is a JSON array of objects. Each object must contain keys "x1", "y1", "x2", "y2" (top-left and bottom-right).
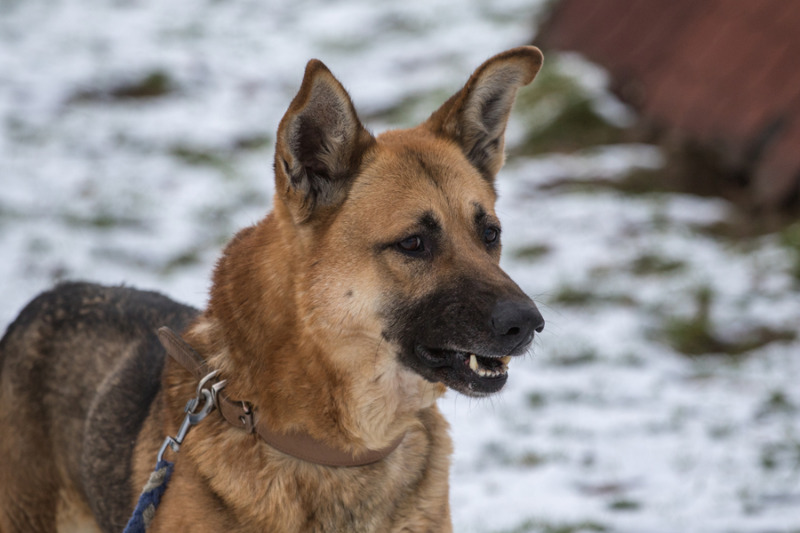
[{"x1": 272, "y1": 47, "x2": 544, "y2": 399}]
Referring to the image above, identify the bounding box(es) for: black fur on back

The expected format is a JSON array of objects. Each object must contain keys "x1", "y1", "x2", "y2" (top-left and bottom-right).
[{"x1": 0, "y1": 282, "x2": 199, "y2": 532}]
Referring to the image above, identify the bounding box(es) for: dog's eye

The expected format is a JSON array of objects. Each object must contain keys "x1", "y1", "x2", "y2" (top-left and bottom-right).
[
  {"x1": 397, "y1": 236, "x2": 424, "y2": 253},
  {"x1": 483, "y1": 226, "x2": 500, "y2": 245}
]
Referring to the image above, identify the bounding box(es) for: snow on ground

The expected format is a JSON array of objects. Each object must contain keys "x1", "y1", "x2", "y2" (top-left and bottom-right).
[{"x1": 2, "y1": 1, "x2": 799, "y2": 532}]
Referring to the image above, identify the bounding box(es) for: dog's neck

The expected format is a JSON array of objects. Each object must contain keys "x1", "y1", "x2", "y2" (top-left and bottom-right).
[{"x1": 184, "y1": 212, "x2": 444, "y2": 454}]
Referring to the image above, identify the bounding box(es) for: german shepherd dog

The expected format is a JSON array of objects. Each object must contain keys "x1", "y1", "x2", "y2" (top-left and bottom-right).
[{"x1": 0, "y1": 46, "x2": 544, "y2": 532}]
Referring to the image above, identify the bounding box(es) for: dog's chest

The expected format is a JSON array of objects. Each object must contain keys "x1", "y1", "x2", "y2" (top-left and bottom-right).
[{"x1": 203, "y1": 422, "x2": 452, "y2": 533}]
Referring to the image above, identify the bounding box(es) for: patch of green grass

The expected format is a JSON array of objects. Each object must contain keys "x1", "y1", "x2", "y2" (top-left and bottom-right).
[
  {"x1": 527, "y1": 392, "x2": 547, "y2": 409},
  {"x1": 495, "y1": 519, "x2": 608, "y2": 533},
  {"x1": 511, "y1": 62, "x2": 625, "y2": 156},
  {"x1": 517, "y1": 99, "x2": 625, "y2": 155},
  {"x1": 548, "y1": 285, "x2": 635, "y2": 307},
  {"x1": 70, "y1": 70, "x2": 176, "y2": 102},
  {"x1": 161, "y1": 247, "x2": 204, "y2": 275},
  {"x1": 691, "y1": 218, "x2": 755, "y2": 242},
  {"x1": 518, "y1": 451, "x2": 548, "y2": 468},
  {"x1": 690, "y1": 207, "x2": 800, "y2": 243},
  {"x1": 779, "y1": 221, "x2": 800, "y2": 249},
  {"x1": 479, "y1": 443, "x2": 550, "y2": 469},
  {"x1": 665, "y1": 317, "x2": 796, "y2": 357},
  {"x1": 779, "y1": 221, "x2": 800, "y2": 283},
  {"x1": 536, "y1": 167, "x2": 672, "y2": 197},
  {"x1": 514, "y1": 243, "x2": 553, "y2": 261},
  {"x1": 169, "y1": 133, "x2": 272, "y2": 171},
  {"x1": 232, "y1": 133, "x2": 272, "y2": 151},
  {"x1": 551, "y1": 347, "x2": 599, "y2": 367},
  {"x1": 606, "y1": 167, "x2": 675, "y2": 195},
  {"x1": 111, "y1": 71, "x2": 174, "y2": 99},
  {"x1": 608, "y1": 499, "x2": 641, "y2": 512},
  {"x1": 707, "y1": 423, "x2": 735, "y2": 440},
  {"x1": 549, "y1": 286, "x2": 595, "y2": 306},
  {"x1": 630, "y1": 253, "x2": 686, "y2": 276},
  {"x1": 661, "y1": 286, "x2": 720, "y2": 355},
  {"x1": 316, "y1": 36, "x2": 371, "y2": 53},
  {"x1": 661, "y1": 287, "x2": 797, "y2": 356},
  {"x1": 170, "y1": 145, "x2": 230, "y2": 168},
  {"x1": 62, "y1": 212, "x2": 145, "y2": 231},
  {"x1": 663, "y1": 317, "x2": 722, "y2": 356},
  {"x1": 755, "y1": 390, "x2": 797, "y2": 420},
  {"x1": 615, "y1": 352, "x2": 645, "y2": 368},
  {"x1": 760, "y1": 440, "x2": 800, "y2": 471}
]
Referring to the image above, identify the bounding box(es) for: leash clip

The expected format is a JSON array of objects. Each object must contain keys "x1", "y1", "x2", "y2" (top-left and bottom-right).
[
  {"x1": 157, "y1": 370, "x2": 220, "y2": 462},
  {"x1": 209, "y1": 378, "x2": 228, "y2": 409}
]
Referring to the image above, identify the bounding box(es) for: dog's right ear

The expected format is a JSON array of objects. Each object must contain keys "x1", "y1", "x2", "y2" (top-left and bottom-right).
[
  {"x1": 275, "y1": 60, "x2": 375, "y2": 223},
  {"x1": 424, "y1": 46, "x2": 543, "y2": 183}
]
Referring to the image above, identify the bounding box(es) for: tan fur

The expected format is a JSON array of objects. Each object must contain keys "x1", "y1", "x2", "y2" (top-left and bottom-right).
[
  {"x1": 0, "y1": 46, "x2": 542, "y2": 533},
  {"x1": 55, "y1": 490, "x2": 101, "y2": 533}
]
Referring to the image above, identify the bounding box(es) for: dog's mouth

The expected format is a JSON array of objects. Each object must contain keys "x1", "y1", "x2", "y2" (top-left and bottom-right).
[{"x1": 411, "y1": 345, "x2": 514, "y2": 397}]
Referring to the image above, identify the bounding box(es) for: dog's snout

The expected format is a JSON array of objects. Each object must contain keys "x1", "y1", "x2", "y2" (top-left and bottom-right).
[{"x1": 491, "y1": 300, "x2": 544, "y2": 350}]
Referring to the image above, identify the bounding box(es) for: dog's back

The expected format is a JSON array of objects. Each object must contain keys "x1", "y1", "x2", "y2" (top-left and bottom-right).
[{"x1": 0, "y1": 282, "x2": 197, "y2": 532}]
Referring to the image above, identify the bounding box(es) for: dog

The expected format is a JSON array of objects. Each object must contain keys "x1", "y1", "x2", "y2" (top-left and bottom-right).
[{"x1": 0, "y1": 46, "x2": 544, "y2": 532}]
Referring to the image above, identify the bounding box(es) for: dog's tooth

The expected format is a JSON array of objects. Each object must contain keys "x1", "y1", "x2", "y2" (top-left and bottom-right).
[
  {"x1": 469, "y1": 354, "x2": 478, "y2": 372},
  {"x1": 500, "y1": 356, "x2": 511, "y2": 365}
]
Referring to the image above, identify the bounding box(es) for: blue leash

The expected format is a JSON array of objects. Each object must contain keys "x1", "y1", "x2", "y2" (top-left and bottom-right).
[
  {"x1": 123, "y1": 460, "x2": 175, "y2": 533},
  {"x1": 123, "y1": 370, "x2": 220, "y2": 532}
]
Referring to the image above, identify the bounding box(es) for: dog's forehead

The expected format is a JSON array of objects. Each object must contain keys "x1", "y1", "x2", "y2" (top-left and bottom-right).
[{"x1": 349, "y1": 131, "x2": 497, "y2": 226}]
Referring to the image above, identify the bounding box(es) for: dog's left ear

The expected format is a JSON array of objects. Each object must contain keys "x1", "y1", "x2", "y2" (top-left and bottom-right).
[
  {"x1": 275, "y1": 59, "x2": 375, "y2": 222},
  {"x1": 424, "y1": 46, "x2": 543, "y2": 181}
]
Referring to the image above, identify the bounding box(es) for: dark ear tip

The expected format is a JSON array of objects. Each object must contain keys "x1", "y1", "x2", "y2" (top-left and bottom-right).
[
  {"x1": 500, "y1": 46, "x2": 544, "y2": 83},
  {"x1": 304, "y1": 59, "x2": 333, "y2": 79},
  {"x1": 290, "y1": 59, "x2": 342, "y2": 114},
  {"x1": 519, "y1": 45, "x2": 544, "y2": 62},
  {"x1": 505, "y1": 45, "x2": 543, "y2": 58},
  {"x1": 523, "y1": 45, "x2": 544, "y2": 68}
]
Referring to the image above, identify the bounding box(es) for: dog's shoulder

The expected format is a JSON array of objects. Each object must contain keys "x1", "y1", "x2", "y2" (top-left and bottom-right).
[
  {"x1": 2, "y1": 281, "x2": 196, "y2": 347},
  {"x1": 1, "y1": 282, "x2": 200, "y2": 532}
]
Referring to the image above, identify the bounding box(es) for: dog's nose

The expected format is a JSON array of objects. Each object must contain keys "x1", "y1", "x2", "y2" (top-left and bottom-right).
[{"x1": 490, "y1": 300, "x2": 544, "y2": 352}]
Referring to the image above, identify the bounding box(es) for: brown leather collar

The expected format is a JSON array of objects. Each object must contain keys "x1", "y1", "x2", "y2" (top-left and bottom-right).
[{"x1": 157, "y1": 327, "x2": 404, "y2": 467}]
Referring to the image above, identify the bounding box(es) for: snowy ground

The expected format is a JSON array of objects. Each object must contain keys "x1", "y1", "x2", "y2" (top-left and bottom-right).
[{"x1": 2, "y1": 1, "x2": 799, "y2": 532}]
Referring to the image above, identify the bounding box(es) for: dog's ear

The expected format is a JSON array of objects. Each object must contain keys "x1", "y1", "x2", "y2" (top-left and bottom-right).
[
  {"x1": 424, "y1": 46, "x2": 543, "y2": 182},
  {"x1": 275, "y1": 60, "x2": 375, "y2": 222}
]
